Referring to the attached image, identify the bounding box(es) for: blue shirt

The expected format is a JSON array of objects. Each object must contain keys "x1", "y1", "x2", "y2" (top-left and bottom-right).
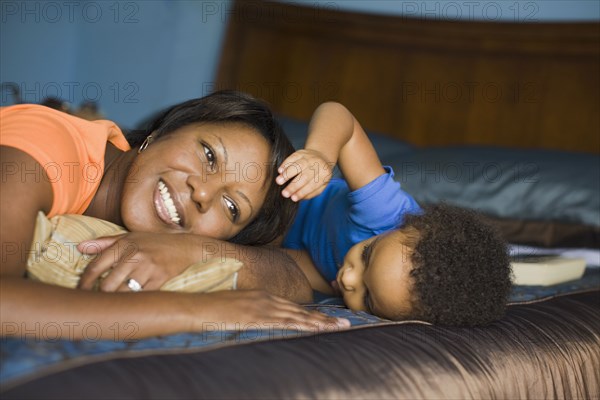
[{"x1": 283, "y1": 167, "x2": 421, "y2": 282}]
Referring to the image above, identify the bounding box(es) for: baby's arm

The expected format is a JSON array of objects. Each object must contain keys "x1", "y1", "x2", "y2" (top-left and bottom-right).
[
  {"x1": 276, "y1": 103, "x2": 387, "y2": 293},
  {"x1": 277, "y1": 102, "x2": 385, "y2": 200}
]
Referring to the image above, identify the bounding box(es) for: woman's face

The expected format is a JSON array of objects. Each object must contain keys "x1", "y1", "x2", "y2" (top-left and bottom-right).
[{"x1": 120, "y1": 122, "x2": 271, "y2": 240}]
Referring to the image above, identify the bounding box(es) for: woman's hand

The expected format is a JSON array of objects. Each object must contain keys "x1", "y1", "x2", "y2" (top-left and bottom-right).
[
  {"x1": 77, "y1": 232, "x2": 202, "y2": 292},
  {"x1": 192, "y1": 290, "x2": 350, "y2": 332},
  {"x1": 276, "y1": 149, "x2": 334, "y2": 202}
]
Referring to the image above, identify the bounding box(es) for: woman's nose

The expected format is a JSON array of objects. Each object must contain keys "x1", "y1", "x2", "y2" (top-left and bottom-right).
[{"x1": 188, "y1": 174, "x2": 217, "y2": 212}]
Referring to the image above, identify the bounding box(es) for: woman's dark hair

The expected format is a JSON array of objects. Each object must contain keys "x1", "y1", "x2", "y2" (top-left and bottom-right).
[
  {"x1": 128, "y1": 90, "x2": 297, "y2": 246},
  {"x1": 401, "y1": 204, "x2": 512, "y2": 326}
]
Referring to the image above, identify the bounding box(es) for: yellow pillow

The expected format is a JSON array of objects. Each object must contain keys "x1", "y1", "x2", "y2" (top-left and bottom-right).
[{"x1": 27, "y1": 212, "x2": 242, "y2": 292}]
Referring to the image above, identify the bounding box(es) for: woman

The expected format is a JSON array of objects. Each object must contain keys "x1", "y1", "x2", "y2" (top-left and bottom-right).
[{"x1": 0, "y1": 91, "x2": 349, "y2": 340}]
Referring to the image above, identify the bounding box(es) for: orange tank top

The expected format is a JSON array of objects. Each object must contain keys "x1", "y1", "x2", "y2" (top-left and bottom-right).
[{"x1": 0, "y1": 104, "x2": 131, "y2": 216}]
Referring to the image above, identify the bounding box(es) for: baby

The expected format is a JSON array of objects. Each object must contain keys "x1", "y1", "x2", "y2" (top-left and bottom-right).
[{"x1": 277, "y1": 102, "x2": 512, "y2": 326}]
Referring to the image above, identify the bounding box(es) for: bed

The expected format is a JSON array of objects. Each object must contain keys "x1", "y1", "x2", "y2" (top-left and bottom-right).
[{"x1": 2, "y1": 1, "x2": 599, "y2": 398}]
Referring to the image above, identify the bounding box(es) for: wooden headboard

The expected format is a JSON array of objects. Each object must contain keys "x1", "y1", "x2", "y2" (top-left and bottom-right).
[{"x1": 217, "y1": 0, "x2": 600, "y2": 153}]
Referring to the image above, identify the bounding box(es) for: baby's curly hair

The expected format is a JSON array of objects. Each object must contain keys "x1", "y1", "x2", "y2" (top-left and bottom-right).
[{"x1": 401, "y1": 203, "x2": 512, "y2": 326}]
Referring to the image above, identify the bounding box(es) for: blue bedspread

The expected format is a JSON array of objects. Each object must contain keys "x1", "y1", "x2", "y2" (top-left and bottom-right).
[{"x1": 2, "y1": 268, "x2": 599, "y2": 389}]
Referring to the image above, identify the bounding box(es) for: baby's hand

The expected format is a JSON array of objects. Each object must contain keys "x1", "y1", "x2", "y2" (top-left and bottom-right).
[{"x1": 276, "y1": 149, "x2": 334, "y2": 202}]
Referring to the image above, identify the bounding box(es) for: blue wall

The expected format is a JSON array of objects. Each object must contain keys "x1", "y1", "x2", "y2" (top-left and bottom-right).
[
  {"x1": 1, "y1": 0, "x2": 231, "y2": 127},
  {"x1": 2, "y1": 0, "x2": 598, "y2": 128}
]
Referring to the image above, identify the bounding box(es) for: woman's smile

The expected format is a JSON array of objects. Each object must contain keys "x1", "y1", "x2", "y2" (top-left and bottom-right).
[{"x1": 154, "y1": 179, "x2": 184, "y2": 228}]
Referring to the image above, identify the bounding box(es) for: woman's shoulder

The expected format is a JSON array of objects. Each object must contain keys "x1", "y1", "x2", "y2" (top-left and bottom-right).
[
  {"x1": 2, "y1": 103, "x2": 129, "y2": 153},
  {"x1": 1, "y1": 104, "x2": 129, "y2": 216}
]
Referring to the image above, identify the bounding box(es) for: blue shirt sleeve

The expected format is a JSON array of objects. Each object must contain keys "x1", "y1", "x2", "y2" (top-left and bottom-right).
[{"x1": 348, "y1": 166, "x2": 421, "y2": 232}]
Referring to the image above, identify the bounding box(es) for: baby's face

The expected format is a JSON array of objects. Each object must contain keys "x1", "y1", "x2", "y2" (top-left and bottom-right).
[{"x1": 336, "y1": 231, "x2": 414, "y2": 320}]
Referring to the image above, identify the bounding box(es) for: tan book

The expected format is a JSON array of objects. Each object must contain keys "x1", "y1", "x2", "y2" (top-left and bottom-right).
[{"x1": 510, "y1": 256, "x2": 586, "y2": 286}]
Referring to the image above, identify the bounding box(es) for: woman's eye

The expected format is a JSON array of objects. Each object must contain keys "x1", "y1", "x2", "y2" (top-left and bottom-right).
[
  {"x1": 203, "y1": 144, "x2": 216, "y2": 169},
  {"x1": 224, "y1": 197, "x2": 239, "y2": 222}
]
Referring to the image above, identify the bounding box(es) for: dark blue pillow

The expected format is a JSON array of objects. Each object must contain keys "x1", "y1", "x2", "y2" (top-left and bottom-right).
[{"x1": 392, "y1": 146, "x2": 599, "y2": 228}]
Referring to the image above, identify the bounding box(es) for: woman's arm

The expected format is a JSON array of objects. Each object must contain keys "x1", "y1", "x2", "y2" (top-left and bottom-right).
[
  {"x1": 0, "y1": 147, "x2": 347, "y2": 340},
  {"x1": 1, "y1": 277, "x2": 342, "y2": 340},
  {"x1": 1, "y1": 146, "x2": 53, "y2": 276},
  {"x1": 77, "y1": 232, "x2": 314, "y2": 303}
]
